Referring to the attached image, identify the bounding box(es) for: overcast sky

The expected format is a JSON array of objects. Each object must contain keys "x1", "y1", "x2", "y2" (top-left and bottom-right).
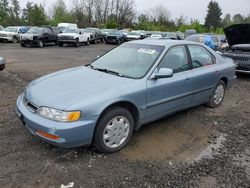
[{"x1": 19, "y1": 0, "x2": 250, "y2": 23}]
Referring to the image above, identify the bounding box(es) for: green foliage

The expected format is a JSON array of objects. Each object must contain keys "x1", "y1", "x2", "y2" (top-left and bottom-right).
[
  {"x1": 0, "y1": 0, "x2": 10, "y2": 26},
  {"x1": 49, "y1": 0, "x2": 75, "y2": 26},
  {"x1": 22, "y1": 2, "x2": 48, "y2": 26},
  {"x1": 205, "y1": 1, "x2": 222, "y2": 30}
]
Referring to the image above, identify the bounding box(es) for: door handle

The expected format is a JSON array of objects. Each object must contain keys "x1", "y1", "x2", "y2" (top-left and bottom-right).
[{"x1": 185, "y1": 78, "x2": 191, "y2": 81}]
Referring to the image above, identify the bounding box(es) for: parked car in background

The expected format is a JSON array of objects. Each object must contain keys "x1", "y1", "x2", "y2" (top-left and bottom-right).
[
  {"x1": 0, "y1": 57, "x2": 5, "y2": 71},
  {"x1": 150, "y1": 33, "x2": 163, "y2": 39},
  {"x1": 20, "y1": 26, "x2": 58, "y2": 48},
  {"x1": 185, "y1": 34, "x2": 220, "y2": 50},
  {"x1": 84, "y1": 28, "x2": 105, "y2": 44},
  {"x1": 126, "y1": 31, "x2": 141, "y2": 41},
  {"x1": 0, "y1": 26, "x2": 27, "y2": 43},
  {"x1": 222, "y1": 24, "x2": 250, "y2": 73},
  {"x1": 58, "y1": 28, "x2": 91, "y2": 47},
  {"x1": 106, "y1": 30, "x2": 126, "y2": 45},
  {"x1": 16, "y1": 40, "x2": 236, "y2": 153},
  {"x1": 185, "y1": 29, "x2": 196, "y2": 38},
  {"x1": 58, "y1": 23, "x2": 77, "y2": 33}
]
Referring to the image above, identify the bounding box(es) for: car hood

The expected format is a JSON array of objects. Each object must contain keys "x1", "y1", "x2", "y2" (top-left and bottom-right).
[
  {"x1": 127, "y1": 35, "x2": 140, "y2": 38},
  {"x1": 25, "y1": 66, "x2": 133, "y2": 110},
  {"x1": 224, "y1": 24, "x2": 250, "y2": 46},
  {"x1": 58, "y1": 33, "x2": 78, "y2": 37},
  {"x1": 22, "y1": 33, "x2": 41, "y2": 36},
  {"x1": 0, "y1": 31, "x2": 16, "y2": 35}
]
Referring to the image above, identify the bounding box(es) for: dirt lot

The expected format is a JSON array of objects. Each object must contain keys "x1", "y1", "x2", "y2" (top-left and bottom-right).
[{"x1": 0, "y1": 43, "x2": 249, "y2": 188}]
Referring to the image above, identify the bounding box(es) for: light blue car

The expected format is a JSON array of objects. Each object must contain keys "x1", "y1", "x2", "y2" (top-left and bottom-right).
[{"x1": 16, "y1": 40, "x2": 236, "y2": 153}]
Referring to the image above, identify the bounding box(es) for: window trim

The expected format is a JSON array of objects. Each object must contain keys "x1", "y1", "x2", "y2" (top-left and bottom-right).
[
  {"x1": 155, "y1": 44, "x2": 192, "y2": 74},
  {"x1": 186, "y1": 44, "x2": 216, "y2": 69}
]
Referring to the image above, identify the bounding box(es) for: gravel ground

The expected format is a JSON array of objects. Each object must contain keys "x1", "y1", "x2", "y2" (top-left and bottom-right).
[{"x1": 0, "y1": 43, "x2": 249, "y2": 188}]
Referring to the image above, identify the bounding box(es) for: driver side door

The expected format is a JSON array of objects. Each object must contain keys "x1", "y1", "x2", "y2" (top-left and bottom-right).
[{"x1": 146, "y1": 45, "x2": 193, "y2": 122}]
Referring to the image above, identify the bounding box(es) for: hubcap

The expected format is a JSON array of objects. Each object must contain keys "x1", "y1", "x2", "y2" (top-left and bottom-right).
[
  {"x1": 213, "y1": 84, "x2": 225, "y2": 105},
  {"x1": 103, "y1": 116, "x2": 130, "y2": 149}
]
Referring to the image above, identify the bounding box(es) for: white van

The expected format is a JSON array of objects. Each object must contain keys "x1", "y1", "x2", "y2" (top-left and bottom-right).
[{"x1": 58, "y1": 23, "x2": 78, "y2": 32}]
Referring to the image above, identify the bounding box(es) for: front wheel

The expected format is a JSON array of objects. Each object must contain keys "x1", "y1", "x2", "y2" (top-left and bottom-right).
[
  {"x1": 37, "y1": 39, "x2": 44, "y2": 48},
  {"x1": 13, "y1": 37, "x2": 18, "y2": 43},
  {"x1": 75, "y1": 39, "x2": 79, "y2": 47},
  {"x1": 207, "y1": 80, "x2": 226, "y2": 108},
  {"x1": 93, "y1": 107, "x2": 134, "y2": 153}
]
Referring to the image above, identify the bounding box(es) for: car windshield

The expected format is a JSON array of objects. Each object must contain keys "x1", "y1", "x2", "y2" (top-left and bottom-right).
[
  {"x1": 63, "y1": 29, "x2": 78, "y2": 33},
  {"x1": 91, "y1": 43, "x2": 164, "y2": 79},
  {"x1": 27, "y1": 27, "x2": 44, "y2": 34},
  {"x1": 128, "y1": 32, "x2": 139, "y2": 36},
  {"x1": 108, "y1": 32, "x2": 120, "y2": 36},
  {"x1": 4, "y1": 27, "x2": 18, "y2": 32}
]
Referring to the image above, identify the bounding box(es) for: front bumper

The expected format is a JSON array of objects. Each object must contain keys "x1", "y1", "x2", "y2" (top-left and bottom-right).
[
  {"x1": 0, "y1": 36, "x2": 13, "y2": 42},
  {"x1": 235, "y1": 60, "x2": 250, "y2": 73},
  {"x1": 58, "y1": 39, "x2": 76, "y2": 44},
  {"x1": 16, "y1": 94, "x2": 98, "y2": 148},
  {"x1": 21, "y1": 39, "x2": 39, "y2": 45}
]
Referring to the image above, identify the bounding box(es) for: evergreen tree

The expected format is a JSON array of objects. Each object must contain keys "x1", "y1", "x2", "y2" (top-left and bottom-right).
[
  {"x1": 222, "y1": 13, "x2": 231, "y2": 27},
  {"x1": 22, "y1": 2, "x2": 48, "y2": 26},
  {"x1": 232, "y1": 14, "x2": 244, "y2": 24},
  {"x1": 0, "y1": 0, "x2": 10, "y2": 26},
  {"x1": 204, "y1": 1, "x2": 222, "y2": 30}
]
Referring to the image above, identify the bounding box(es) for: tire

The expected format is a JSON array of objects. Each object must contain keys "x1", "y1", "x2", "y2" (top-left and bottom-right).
[
  {"x1": 37, "y1": 39, "x2": 44, "y2": 48},
  {"x1": 58, "y1": 42, "x2": 63, "y2": 47},
  {"x1": 85, "y1": 39, "x2": 90, "y2": 46},
  {"x1": 20, "y1": 43, "x2": 26, "y2": 47},
  {"x1": 12, "y1": 37, "x2": 18, "y2": 43},
  {"x1": 206, "y1": 80, "x2": 226, "y2": 108},
  {"x1": 93, "y1": 107, "x2": 134, "y2": 153},
  {"x1": 75, "y1": 39, "x2": 79, "y2": 47},
  {"x1": 54, "y1": 40, "x2": 58, "y2": 45}
]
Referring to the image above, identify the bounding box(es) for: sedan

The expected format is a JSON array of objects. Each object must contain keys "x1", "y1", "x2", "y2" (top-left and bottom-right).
[
  {"x1": 0, "y1": 57, "x2": 5, "y2": 71},
  {"x1": 16, "y1": 40, "x2": 236, "y2": 153}
]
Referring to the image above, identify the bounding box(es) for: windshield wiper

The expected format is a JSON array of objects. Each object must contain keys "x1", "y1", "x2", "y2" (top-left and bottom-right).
[{"x1": 94, "y1": 67, "x2": 124, "y2": 77}]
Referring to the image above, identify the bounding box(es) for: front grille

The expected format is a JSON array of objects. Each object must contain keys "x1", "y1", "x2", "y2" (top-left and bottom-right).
[
  {"x1": 107, "y1": 36, "x2": 117, "y2": 40},
  {"x1": 223, "y1": 52, "x2": 250, "y2": 61},
  {"x1": 0, "y1": 34, "x2": 7, "y2": 37},
  {"x1": 59, "y1": 36, "x2": 73, "y2": 40},
  {"x1": 23, "y1": 96, "x2": 38, "y2": 113}
]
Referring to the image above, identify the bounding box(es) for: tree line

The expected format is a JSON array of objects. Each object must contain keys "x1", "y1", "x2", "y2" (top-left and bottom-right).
[{"x1": 0, "y1": 0, "x2": 249, "y2": 33}]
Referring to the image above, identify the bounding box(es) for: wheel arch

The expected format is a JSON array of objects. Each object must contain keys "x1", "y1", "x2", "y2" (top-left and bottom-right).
[
  {"x1": 220, "y1": 76, "x2": 228, "y2": 87},
  {"x1": 96, "y1": 101, "x2": 140, "y2": 131}
]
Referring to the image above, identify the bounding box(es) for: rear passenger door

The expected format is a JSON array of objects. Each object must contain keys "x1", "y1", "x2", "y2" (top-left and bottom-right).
[{"x1": 187, "y1": 45, "x2": 219, "y2": 104}]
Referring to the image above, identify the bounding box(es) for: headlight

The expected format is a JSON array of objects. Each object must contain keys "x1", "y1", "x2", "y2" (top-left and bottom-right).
[{"x1": 37, "y1": 107, "x2": 81, "y2": 122}]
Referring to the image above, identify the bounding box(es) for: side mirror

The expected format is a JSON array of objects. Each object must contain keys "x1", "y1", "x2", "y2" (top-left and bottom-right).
[{"x1": 153, "y1": 68, "x2": 173, "y2": 79}]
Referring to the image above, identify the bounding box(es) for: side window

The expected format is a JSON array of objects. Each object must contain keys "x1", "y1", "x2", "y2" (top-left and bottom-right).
[
  {"x1": 45, "y1": 28, "x2": 52, "y2": 34},
  {"x1": 188, "y1": 45, "x2": 214, "y2": 69},
  {"x1": 159, "y1": 45, "x2": 189, "y2": 74}
]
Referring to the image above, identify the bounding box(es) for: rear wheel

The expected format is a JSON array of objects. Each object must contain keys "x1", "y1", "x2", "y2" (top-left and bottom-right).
[
  {"x1": 58, "y1": 42, "x2": 63, "y2": 47},
  {"x1": 207, "y1": 80, "x2": 226, "y2": 108},
  {"x1": 93, "y1": 107, "x2": 134, "y2": 153}
]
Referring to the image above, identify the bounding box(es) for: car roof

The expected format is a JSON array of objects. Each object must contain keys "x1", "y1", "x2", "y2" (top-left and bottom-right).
[{"x1": 127, "y1": 39, "x2": 200, "y2": 47}]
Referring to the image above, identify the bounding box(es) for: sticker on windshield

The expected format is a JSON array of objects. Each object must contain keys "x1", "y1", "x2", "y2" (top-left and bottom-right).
[{"x1": 138, "y1": 48, "x2": 156, "y2": 54}]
